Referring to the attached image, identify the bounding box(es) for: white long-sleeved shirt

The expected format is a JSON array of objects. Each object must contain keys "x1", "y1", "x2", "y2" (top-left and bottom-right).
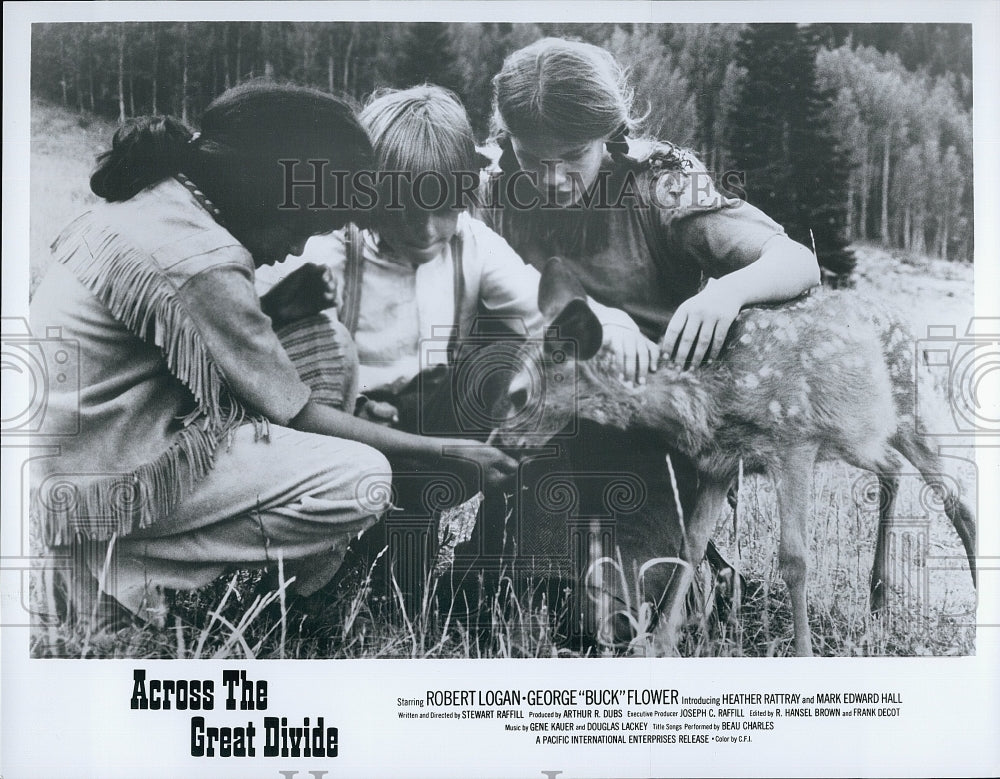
[
  {"x1": 256, "y1": 213, "x2": 542, "y2": 395},
  {"x1": 255, "y1": 212, "x2": 639, "y2": 395}
]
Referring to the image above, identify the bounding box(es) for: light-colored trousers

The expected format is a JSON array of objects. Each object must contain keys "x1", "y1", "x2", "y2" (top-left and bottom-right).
[{"x1": 46, "y1": 314, "x2": 392, "y2": 625}]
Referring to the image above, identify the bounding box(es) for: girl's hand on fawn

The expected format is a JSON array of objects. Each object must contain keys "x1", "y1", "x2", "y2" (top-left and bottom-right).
[
  {"x1": 261, "y1": 263, "x2": 336, "y2": 327},
  {"x1": 603, "y1": 324, "x2": 661, "y2": 386},
  {"x1": 661, "y1": 278, "x2": 744, "y2": 368}
]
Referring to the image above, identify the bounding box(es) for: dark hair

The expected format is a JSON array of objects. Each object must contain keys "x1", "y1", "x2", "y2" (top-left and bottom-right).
[
  {"x1": 90, "y1": 82, "x2": 375, "y2": 235},
  {"x1": 90, "y1": 115, "x2": 195, "y2": 201}
]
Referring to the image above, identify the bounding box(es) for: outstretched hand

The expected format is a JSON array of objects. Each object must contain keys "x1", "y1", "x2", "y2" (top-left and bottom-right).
[
  {"x1": 661, "y1": 277, "x2": 743, "y2": 369},
  {"x1": 261, "y1": 263, "x2": 337, "y2": 328},
  {"x1": 602, "y1": 324, "x2": 661, "y2": 386},
  {"x1": 444, "y1": 440, "x2": 520, "y2": 491}
]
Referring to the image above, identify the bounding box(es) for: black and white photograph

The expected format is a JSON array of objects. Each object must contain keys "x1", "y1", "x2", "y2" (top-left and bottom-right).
[{"x1": 3, "y1": 2, "x2": 998, "y2": 777}]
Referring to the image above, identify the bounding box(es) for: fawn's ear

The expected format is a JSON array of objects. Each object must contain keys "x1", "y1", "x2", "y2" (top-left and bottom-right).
[
  {"x1": 538, "y1": 257, "x2": 590, "y2": 321},
  {"x1": 547, "y1": 298, "x2": 603, "y2": 362}
]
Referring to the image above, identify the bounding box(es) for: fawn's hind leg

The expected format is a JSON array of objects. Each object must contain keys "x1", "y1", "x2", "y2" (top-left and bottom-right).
[
  {"x1": 870, "y1": 472, "x2": 899, "y2": 614},
  {"x1": 774, "y1": 444, "x2": 819, "y2": 657},
  {"x1": 652, "y1": 479, "x2": 730, "y2": 655},
  {"x1": 891, "y1": 431, "x2": 977, "y2": 586}
]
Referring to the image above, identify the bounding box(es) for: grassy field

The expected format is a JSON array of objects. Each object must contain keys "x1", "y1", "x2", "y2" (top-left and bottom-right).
[{"x1": 26, "y1": 100, "x2": 978, "y2": 659}]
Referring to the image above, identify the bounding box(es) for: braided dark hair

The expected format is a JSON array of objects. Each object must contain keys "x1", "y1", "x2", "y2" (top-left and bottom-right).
[
  {"x1": 90, "y1": 82, "x2": 375, "y2": 235},
  {"x1": 90, "y1": 116, "x2": 196, "y2": 202}
]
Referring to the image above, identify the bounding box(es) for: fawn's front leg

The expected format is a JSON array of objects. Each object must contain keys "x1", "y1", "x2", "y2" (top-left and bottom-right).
[
  {"x1": 774, "y1": 444, "x2": 819, "y2": 656},
  {"x1": 652, "y1": 478, "x2": 731, "y2": 655}
]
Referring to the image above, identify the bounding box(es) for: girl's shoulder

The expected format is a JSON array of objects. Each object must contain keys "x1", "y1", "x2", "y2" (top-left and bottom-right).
[{"x1": 623, "y1": 139, "x2": 729, "y2": 214}]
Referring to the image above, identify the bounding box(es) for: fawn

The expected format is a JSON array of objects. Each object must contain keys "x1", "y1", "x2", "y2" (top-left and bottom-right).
[{"x1": 495, "y1": 258, "x2": 977, "y2": 656}]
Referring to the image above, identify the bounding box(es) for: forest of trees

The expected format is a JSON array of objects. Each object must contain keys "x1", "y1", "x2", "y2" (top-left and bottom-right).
[{"x1": 30, "y1": 21, "x2": 974, "y2": 267}]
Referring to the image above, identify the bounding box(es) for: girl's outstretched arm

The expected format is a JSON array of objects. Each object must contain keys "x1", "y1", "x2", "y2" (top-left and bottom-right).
[
  {"x1": 661, "y1": 235, "x2": 820, "y2": 368},
  {"x1": 717, "y1": 234, "x2": 821, "y2": 307}
]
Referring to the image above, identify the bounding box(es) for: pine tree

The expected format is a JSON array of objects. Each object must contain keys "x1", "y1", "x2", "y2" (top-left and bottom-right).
[
  {"x1": 396, "y1": 23, "x2": 462, "y2": 94},
  {"x1": 727, "y1": 24, "x2": 856, "y2": 281}
]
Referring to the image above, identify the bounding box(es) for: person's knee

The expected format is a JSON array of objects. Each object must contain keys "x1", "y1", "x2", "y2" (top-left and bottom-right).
[
  {"x1": 349, "y1": 445, "x2": 394, "y2": 517},
  {"x1": 272, "y1": 431, "x2": 392, "y2": 522},
  {"x1": 319, "y1": 314, "x2": 360, "y2": 411}
]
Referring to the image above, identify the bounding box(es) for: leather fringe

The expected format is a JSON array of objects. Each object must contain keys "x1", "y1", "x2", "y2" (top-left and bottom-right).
[{"x1": 35, "y1": 214, "x2": 264, "y2": 543}]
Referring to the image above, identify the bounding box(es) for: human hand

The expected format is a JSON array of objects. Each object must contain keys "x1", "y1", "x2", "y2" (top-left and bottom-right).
[
  {"x1": 357, "y1": 399, "x2": 399, "y2": 427},
  {"x1": 660, "y1": 277, "x2": 743, "y2": 368},
  {"x1": 261, "y1": 263, "x2": 336, "y2": 327},
  {"x1": 444, "y1": 440, "x2": 519, "y2": 491},
  {"x1": 602, "y1": 324, "x2": 661, "y2": 386}
]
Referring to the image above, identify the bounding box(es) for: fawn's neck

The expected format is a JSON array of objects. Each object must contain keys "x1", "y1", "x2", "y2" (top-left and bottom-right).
[{"x1": 575, "y1": 361, "x2": 720, "y2": 457}]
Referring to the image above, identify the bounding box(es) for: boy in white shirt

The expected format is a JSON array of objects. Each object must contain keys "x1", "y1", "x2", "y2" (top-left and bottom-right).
[{"x1": 257, "y1": 85, "x2": 643, "y2": 434}]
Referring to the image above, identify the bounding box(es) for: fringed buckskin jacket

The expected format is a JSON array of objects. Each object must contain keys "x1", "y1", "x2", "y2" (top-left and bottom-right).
[{"x1": 31, "y1": 177, "x2": 311, "y2": 545}]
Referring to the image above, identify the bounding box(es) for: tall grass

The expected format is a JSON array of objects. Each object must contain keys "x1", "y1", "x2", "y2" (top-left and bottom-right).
[{"x1": 30, "y1": 458, "x2": 976, "y2": 659}]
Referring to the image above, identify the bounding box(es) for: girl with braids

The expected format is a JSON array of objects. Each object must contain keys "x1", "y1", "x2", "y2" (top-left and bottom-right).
[
  {"x1": 484, "y1": 37, "x2": 820, "y2": 378},
  {"x1": 479, "y1": 38, "x2": 820, "y2": 644},
  {"x1": 30, "y1": 82, "x2": 515, "y2": 631}
]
